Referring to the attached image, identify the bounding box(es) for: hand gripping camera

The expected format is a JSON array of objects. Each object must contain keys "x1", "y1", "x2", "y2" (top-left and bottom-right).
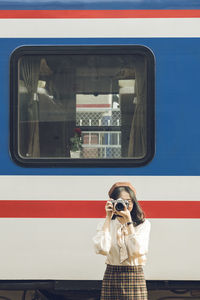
[{"x1": 111, "y1": 198, "x2": 129, "y2": 211}]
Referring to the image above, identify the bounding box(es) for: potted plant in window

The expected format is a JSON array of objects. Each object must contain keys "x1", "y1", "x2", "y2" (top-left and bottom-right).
[{"x1": 70, "y1": 128, "x2": 82, "y2": 158}]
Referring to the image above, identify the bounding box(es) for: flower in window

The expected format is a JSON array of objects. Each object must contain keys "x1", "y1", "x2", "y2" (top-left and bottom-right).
[{"x1": 70, "y1": 128, "x2": 82, "y2": 152}]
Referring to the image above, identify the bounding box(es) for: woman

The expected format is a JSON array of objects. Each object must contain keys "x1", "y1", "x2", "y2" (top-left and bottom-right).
[{"x1": 93, "y1": 182, "x2": 151, "y2": 300}]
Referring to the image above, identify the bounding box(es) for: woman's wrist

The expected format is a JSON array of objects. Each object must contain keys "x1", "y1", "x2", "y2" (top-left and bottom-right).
[
  {"x1": 102, "y1": 216, "x2": 111, "y2": 231},
  {"x1": 125, "y1": 215, "x2": 132, "y2": 223}
]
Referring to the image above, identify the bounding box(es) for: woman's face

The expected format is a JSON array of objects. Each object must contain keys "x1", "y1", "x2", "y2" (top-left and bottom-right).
[{"x1": 119, "y1": 190, "x2": 134, "y2": 212}]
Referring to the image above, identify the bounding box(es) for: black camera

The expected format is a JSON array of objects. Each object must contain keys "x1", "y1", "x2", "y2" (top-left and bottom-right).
[{"x1": 111, "y1": 198, "x2": 129, "y2": 211}]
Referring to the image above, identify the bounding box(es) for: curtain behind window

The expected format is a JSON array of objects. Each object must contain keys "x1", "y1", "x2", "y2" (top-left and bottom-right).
[
  {"x1": 20, "y1": 56, "x2": 41, "y2": 157},
  {"x1": 128, "y1": 57, "x2": 147, "y2": 158}
]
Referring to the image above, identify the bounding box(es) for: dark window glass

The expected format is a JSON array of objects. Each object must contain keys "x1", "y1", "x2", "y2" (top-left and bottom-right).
[{"x1": 10, "y1": 46, "x2": 154, "y2": 167}]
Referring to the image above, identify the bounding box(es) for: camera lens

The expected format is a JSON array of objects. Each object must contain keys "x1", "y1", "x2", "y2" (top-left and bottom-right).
[
  {"x1": 115, "y1": 199, "x2": 125, "y2": 211},
  {"x1": 115, "y1": 202, "x2": 125, "y2": 211}
]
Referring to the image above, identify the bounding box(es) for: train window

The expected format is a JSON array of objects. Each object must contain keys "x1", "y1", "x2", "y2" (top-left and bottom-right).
[{"x1": 10, "y1": 46, "x2": 155, "y2": 167}]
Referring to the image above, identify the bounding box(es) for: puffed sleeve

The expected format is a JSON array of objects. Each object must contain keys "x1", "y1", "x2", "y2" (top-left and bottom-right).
[
  {"x1": 92, "y1": 220, "x2": 111, "y2": 256},
  {"x1": 125, "y1": 219, "x2": 151, "y2": 258}
]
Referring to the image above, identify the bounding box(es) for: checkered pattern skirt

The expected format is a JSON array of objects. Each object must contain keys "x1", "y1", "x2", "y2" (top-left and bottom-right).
[{"x1": 100, "y1": 264, "x2": 148, "y2": 300}]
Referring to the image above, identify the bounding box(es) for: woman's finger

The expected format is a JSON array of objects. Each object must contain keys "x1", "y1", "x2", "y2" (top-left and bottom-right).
[{"x1": 106, "y1": 201, "x2": 113, "y2": 206}]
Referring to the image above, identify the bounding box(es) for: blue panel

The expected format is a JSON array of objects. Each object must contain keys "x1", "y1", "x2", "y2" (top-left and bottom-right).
[
  {"x1": 0, "y1": 0, "x2": 200, "y2": 10},
  {"x1": 1, "y1": 38, "x2": 200, "y2": 175}
]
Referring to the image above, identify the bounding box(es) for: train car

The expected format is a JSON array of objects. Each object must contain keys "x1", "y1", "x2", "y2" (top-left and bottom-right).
[{"x1": 0, "y1": 0, "x2": 200, "y2": 299}]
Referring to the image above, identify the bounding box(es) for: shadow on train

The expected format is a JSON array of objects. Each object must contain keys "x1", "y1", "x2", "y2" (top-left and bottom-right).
[
  {"x1": 0, "y1": 285, "x2": 200, "y2": 300},
  {"x1": 0, "y1": 280, "x2": 199, "y2": 299}
]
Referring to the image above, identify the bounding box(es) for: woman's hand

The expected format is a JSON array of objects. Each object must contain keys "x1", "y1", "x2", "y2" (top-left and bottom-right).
[
  {"x1": 114, "y1": 205, "x2": 132, "y2": 222},
  {"x1": 105, "y1": 200, "x2": 114, "y2": 219}
]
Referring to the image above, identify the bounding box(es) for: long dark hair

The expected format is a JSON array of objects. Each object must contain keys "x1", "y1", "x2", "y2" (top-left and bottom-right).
[{"x1": 110, "y1": 186, "x2": 145, "y2": 226}]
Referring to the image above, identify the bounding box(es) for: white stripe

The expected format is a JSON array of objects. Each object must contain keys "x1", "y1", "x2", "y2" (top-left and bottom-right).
[
  {"x1": 145, "y1": 218, "x2": 200, "y2": 280},
  {"x1": 0, "y1": 218, "x2": 199, "y2": 280},
  {"x1": 0, "y1": 18, "x2": 200, "y2": 37},
  {"x1": 0, "y1": 175, "x2": 199, "y2": 200}
]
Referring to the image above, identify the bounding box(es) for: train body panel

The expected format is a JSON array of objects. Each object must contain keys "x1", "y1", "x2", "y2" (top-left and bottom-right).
[
  {"x1": 1, "y1": 36, "x2": 200, "y2": 174},
  {"x1": 1, "y1": 0, "x2": 200, "y2": 10},
  {"x1": 0, "y1": 218, "x2": 200, "y2": 281},
  {"x1": 0, "y1": 0, "x2": 199, "y2": 292},
  {"x1": 0, "y1": 175, "x2": 199, "y2": 280},
  {"x1": 1, "y1": 38, "x2": 200, "y2": 175}
]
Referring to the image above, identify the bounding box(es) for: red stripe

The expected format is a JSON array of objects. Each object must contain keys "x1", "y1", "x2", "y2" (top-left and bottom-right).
[
  {"x1": 76, "y1": 104, "x2": 111, "y2": 108},
  {"x1": 0, "y1": 200, "x2": 199, "y2": 218},
  {"x1": 0, "y1": 10, "x2": 200, "y2": 19}
]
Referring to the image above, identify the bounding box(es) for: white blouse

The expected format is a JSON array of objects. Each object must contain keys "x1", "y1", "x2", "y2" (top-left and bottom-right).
[{"x1": 93, "y1": 218, "x2": 151, "y2": 266}]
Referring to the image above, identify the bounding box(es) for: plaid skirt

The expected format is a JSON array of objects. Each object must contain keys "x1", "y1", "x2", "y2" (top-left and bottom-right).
[{"x1": 100, "y1": 264, "x2": 148, "y2": 300}]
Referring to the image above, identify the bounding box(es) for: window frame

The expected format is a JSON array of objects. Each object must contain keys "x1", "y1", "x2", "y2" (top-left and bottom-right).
[{"x1": 10, "y1": 45, "x2": 155, "y2": 168}]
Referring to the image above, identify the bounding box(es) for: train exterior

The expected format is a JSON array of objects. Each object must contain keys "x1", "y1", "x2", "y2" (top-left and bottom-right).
[{"x1": 0, "y1": 0, "x2": 200, "y2": 298}]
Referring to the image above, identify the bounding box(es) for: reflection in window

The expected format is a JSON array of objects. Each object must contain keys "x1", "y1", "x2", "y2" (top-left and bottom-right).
[
  {"x1": 18, "y1": 54, "x2": 148, "y2": 159},
  {"x1": 76, "y1": 94, "x2": 121, "y2": 158}
]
